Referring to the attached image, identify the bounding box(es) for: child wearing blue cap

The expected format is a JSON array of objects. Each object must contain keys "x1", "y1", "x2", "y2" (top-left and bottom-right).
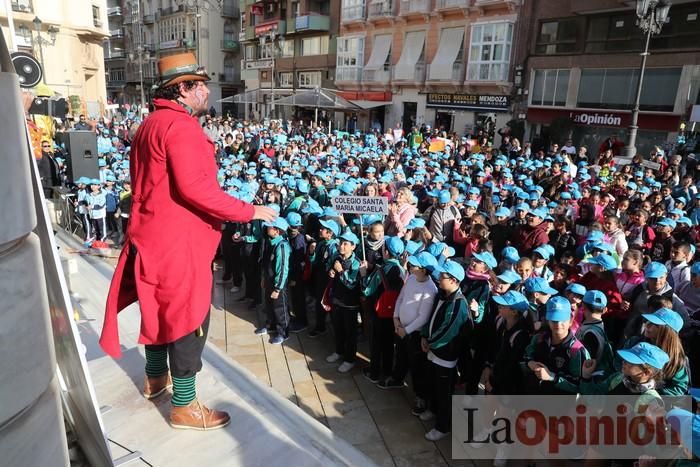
[
  {"x1": 620, "y1": 308, "x2": 689, "y2": 396},
  {"x1": 286, "y1": 213, "x2": 308, "y2": 333},
  {"x1": 390, "y1": 252, "x2": 438, "y2": 414},
  {"x1": 308, "y1": 220, "x2": 339, "y2": 338},
  {"x1": 86, "y1": 179, "x2": 107, "y2": 242},
  {"x1": 481, "y1": 290, "x2": 531, "y2": 395},
  {"x1": 575, "y1": 290, "x2": 614, "y2": 380},
  {"x1": 361, "y1": 237, "x2": 407, "y2": 387},
  {"x1": 523, "y1": 296, "x2": 590, "y2": 394},
  {"x1": 420, "y1": 260, "x2": 472, "y2": 441},
  {"x1": 255, "y1": 218, "x2": 291, "y2": 344},
  {"x1": 326, "y1": 231, "x2": 362, "y2": 373}
]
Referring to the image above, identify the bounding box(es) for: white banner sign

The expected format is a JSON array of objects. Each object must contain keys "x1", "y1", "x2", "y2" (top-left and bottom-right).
[
  {"x1": 690, "y1": 105, "x2": 700, "y2": 123},
  {"x1": 331, "y1": 196, "x2": 388, "y2": 215}
]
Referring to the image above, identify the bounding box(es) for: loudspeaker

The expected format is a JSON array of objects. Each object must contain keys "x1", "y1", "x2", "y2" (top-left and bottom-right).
[
  {"x1": 64, "y1": 131, "x2": 99, "y2": 181},
  {"x1": 28, "y1": 97, "x2": 68, "y2": 117},
  {"x1": 11, "y1": 52, "x2": 43, "y2": 88}
]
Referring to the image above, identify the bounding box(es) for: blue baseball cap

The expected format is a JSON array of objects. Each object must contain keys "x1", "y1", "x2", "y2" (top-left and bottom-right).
[
  {"x1": 584, "y1": 254, "x2": 617, "y2": 271},
  {"x1": 524, "y1": 277, "x2": 558, "y2": 295},
  {"x1": 645, "y1": 261, "x2": 668, "y2": 279},
  {"x1": 407, "y1": 251, "x2": 438, "y2": 270},
  {"x1": 438, "y1": 190, "x2": 451, "y2": 204},
  {"x1": 533, "y1": 245, "x2": 553, "y2": 260},
  {"x1": 583, "y1": 290, "x2": 607, "y2": 308},
  {"x1": 497, "y1": 269, "x2": 522, "y2": 285},
  {"x1": 339, "y1": 231, "x2": 360, "y2": 245},
  {"x1": 436, "y1": 260, "x2": 465, "y2": 283},
  {"x1": 286, "y1": 212, "x2": 303, "y2": 227},
  {"x1": 617, "y1": 342, "x2": 670, "y2": 370},
  {"x1": 565, "y1": 283, "x2": 587, "y2": 297},
  {"x1": 319, "y1": 219, "x2": 340, "y2": 237},
  {"x1": 656, "y1": 218, "x2": 677, "y2": 229},
  {"x1": 530, "y1": 207, "x2": 548, "y2": 219},
  {"x1": 405, "y1": 240, "x2": 423, "y2": 256},
  {"x1": 691, "y1": 262, "x2": 700, "y2": 276},
  {"x1": 665, "y1": 408, "x2": 700, "y2": 457},
  {"x1": 495, "y1": 207, "x2": 511, "y2": 218},
  {"x1": 263, "y1": 217, "x2": 290, "y2": 231},
  {"x1": 465, "y1": 200, "x2": 479, "y2": 209},
  {"x1": 472, "y1": 251, "x2": 497, "y2": 269},
  {"x1": 493, "y1": 290, "x2": 529, "y2": 312},
  {"x1": 546, "y1": 296, "x2": 572, "y2": 322},
  {"x1": 385, "y1": 236, "x2": 405, "y2": 257},
  {"x1": 642, "y1": 308, "x2": 683, "y2": 333},
  {"x1": 406, "y1": 218, "x2": 426, "y2": 230},
  {"x1": 502, "y1": 246, "x2": 520, "y2": 264}
]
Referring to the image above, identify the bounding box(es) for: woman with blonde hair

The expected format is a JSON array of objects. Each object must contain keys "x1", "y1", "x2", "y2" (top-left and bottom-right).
[{"x1": 385, "y1": 186, "x2": 417, "y2": 237}]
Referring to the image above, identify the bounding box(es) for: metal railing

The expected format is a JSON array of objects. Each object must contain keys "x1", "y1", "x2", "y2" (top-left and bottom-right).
[
  {"x1": 107, "y1": 6, "x2": 122, "y2": 16},
  {"x1": 363, "y1": 66, "x2": 392, "y2": 84},
  {"x1": 436, "y1": 0, "x2": 468, "y2": 8},
  {"x1": 368, "y1": 1, "x2": 394, "y2": 19},
  {"x1": 336, "y1": 66, "x2": 363, "y2": 82},
  {"x1": 143, "y1": 14, "x2": 155, "y2": 23},
  {"x1": 400, "y1": 0, "x2": 430, "y2": 15},
  {"x1": 341, "y1": 4, "x2": 366, "y2": 22},
  {"x1": 427, "y1": 61, "x2": 464, "y2": 81}
]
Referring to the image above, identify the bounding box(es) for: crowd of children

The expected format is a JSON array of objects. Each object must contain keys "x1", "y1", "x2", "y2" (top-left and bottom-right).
[{"x1": 49, "y1": 113, "x2": 699, "y2": 462}]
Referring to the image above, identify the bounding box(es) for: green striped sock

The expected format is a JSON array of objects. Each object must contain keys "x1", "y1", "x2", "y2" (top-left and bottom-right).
[
  {"x1": 171, "y1": 375, "x2": 196, "y2": 407},
  {"x1": 144, "y1": 348, "x2": 169, "y2": 377}
]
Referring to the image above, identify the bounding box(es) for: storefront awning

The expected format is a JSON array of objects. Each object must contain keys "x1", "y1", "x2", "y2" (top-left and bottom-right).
[
  {"x1": 428, "y1": 28, "x2": 464, "y2": 80},
  {"x1": 365, "y1": 34, "x2": 392, "y2": 71},
  {"x1": 394, "y1": 31, "x2": 425, "y2": 80},
  {"x1": 350, "y1": 100, "x2": 392, "y2": 110}
]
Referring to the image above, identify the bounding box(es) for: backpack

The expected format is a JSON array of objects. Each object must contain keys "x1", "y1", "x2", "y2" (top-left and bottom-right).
[{"x1": 375, "y1": 267, "x2": 401, "y2": 318}]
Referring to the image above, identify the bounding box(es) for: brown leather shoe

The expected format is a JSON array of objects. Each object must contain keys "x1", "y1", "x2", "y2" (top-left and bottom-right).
[
  {"x1": 143, "y1": 372, "x2": 172, "y2": 399},
  {"x1": 170, "y1": 400, "x2": 231, "y2": 431}
]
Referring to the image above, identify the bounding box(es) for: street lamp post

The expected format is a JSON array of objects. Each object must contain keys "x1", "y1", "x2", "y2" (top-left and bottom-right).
[
  {"x1": 31, "y1": 16, "x2": 59, "y2": 85},
  {"x1": 623, "y1": 0, "x2": 672, "y2": 159}
]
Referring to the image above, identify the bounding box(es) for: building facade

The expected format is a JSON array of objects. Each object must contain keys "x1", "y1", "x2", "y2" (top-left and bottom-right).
[
  {"x1": 104, "y1": 0, "x2": 243, "y2": 114},
  {"x1": 239, "y1": 0, "x2": 341, "y2": 121},
  {"x1": 1, "y1": 0, "x2": 109, "y2": 117},
  {"x1": 514, "y1": 0, "x2": 700, "y2": 155},
  {"x1": 335, "y1": 0, "x2": 521, "y2": 134}
]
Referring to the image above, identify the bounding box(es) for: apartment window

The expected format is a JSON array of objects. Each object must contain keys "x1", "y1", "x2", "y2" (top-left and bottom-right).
[
  {"x1": 342, "y1": 0, "x2": 365, "y2": 21},
  {"x1": 109, "y1": 68, "x2": 125, "y2": 81},
  {"x1": 535, "y1": 19, "x2": 577, "y2": 54},
  {"x1": 92, "y1": 5, "x2": 101, "y2": 26},
  {"x1": 651, "y1": 3, "x2": 700, "y2": 50},
  {"x1": 279, "y1": 72, "x2": 293, "y2": 87},
  {"x1": 577, "y1": 68, "x2": 681, "y2": 112},
  {"x1": 301, "y1": 36, "x2": 329, "y2": 56},
  {"x1": 336, "y1": 36, "x2": 364, "y2": 68},
  {"x1": 298, "y1": 71, "x2": 322, "y2": 88},
  {"x1": 467, "y1": 22, "x2": 513, "y2": 82},
  {"x1": 531, "y1": 69, "x2": 570, "y2": 106},
  {"x1": 291, "y1": 0, "x2": 300, "y2": 18},
  {"x1": 586, "y1": 13, "x2": 642, "y2": 53},
  {"x1": 245, "y1": 44, "x2": 256, "y2": 60},
  {"x1": 280, "y1": 39, "x2": 295, "y2": 57}
]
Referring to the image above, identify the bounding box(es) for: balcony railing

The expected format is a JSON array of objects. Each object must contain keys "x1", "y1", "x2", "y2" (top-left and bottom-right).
[
  {"x1": 221, "y1": 39, "x2": 240, "y2": 51},
  {"x1": 292, "y1": 14, "x2": 330, "y2": 32},
  {"x1": 427, "y1": 62, "x2": 464, "y2": 82},
  {"x1": 400, "y1": 0, "x2": 430, "y2": 15},
  {"x1": 368, "y1": 1, "x2": 394, "y2": 19},
  {"x1": 143, "y1": 14, "x2": 155, "y2": 24},
  {"x1": 393, "y1": 62, "x2": 425, "y2": 82},
  {"x1": 110, "y1": 29, "x2": 124, "y2": 38},
  {"x1": 363, "y1": 66, "x2": 392, "y2": 84},
  {"x1": 336, "y1": 66, "x2": 363, "y2": 82},
  {"x1": 107, "y1": 6, "x2": 122, "y2": 16},
  {"x1": 105, "y1": 50, "x2": 126, "y2": 59},
  {"x1": 436, "y1": 0, "x2": 468, "y2": 9},
  {"x1": 342, "y1": 4, "x2": 365, "y2": 22},
  {"x1": 10, "y1": 0, "x2": 33, "y2": 13}
]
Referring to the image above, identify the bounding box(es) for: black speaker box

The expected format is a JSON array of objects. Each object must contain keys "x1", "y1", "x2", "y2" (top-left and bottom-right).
[{"x1": 64, "y1": 131, "x2": 99, "y2": 181}]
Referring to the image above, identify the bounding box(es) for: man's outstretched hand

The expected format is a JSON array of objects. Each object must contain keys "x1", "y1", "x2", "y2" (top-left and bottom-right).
[{"x1": 252, "y1": 205, "x2": 278, "y2": 222}]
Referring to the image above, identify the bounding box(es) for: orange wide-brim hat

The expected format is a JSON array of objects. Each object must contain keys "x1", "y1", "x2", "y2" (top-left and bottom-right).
[{"x1": 157, "y1": 52, "x2": 210, "y2": 87}]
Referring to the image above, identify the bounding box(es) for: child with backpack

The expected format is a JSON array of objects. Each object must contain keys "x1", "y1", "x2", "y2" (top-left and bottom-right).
[
  {"x1": 308, "y1": 219, "x2": 339, "y2": 338},
  {"x1": 523, "y1": 296, "x2": 590, "y2": 394},
  {"x1": 361, "y1": 237, "x2": 406, "y2": 386},
  {"x1": 575, "y1": 290, "x2": 614, "y2": 380}
]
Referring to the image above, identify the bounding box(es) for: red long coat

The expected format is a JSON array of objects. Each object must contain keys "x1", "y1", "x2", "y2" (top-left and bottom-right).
[{"x1": 99, "y1": 99, "x2": 255, "y2": 358}]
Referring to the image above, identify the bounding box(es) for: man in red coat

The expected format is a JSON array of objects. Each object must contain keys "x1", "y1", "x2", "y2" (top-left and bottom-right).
[
  {"x1": 99, "y1": 53, "x2": 276, "y2": 431},
  {"x1": 513, "y1": 207, "x2": 551, "y2": 257}
]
